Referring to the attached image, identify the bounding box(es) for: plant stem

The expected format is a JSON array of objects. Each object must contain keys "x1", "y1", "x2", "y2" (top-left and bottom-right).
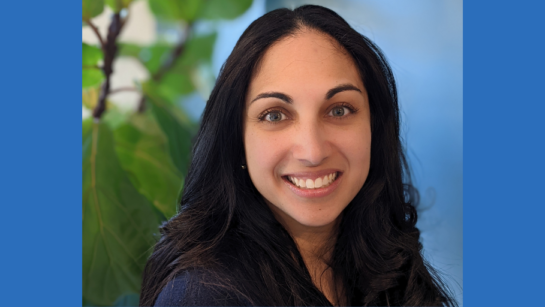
[
  {"x1": 93, "y1": 13, "x2": 124, "y2": 120},
  {"x1": 84, "y1": 19, "x2": 105, "y2": 50},
  {"x1": 152, "y1": 23, "x2": 193, "y2": 82},
  {"x1": 137, "y1": 96, "x2": 147, "y2": 113},
  {"x1": 137, "y1": 23, "x2": 193, "y2": 113}
]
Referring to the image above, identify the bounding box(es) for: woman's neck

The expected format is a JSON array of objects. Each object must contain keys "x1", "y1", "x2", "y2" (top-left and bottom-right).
[
  {"x1": 292, "y1": 223, "x2": 345, "y2": 306},
  {"x1": 269, "y1": 207, "x2": 344, "y2": 305}
]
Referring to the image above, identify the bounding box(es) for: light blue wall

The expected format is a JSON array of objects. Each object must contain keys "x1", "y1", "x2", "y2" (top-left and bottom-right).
[{"x1": 207, "y1": 0, "x2": 463, "y2": 304}]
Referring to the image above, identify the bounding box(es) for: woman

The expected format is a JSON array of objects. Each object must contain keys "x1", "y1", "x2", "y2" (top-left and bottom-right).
[{"x1": 140, "y1": 5, "x2": 455, "y2": 306}]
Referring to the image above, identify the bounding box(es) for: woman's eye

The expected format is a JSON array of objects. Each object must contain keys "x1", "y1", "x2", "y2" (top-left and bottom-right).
[
  {"x1": 329, "y1": 106, "x2": 350, "y2": 117},
  {"x1": 263, "y1": 110, "x2": 286, "y2": 122}
]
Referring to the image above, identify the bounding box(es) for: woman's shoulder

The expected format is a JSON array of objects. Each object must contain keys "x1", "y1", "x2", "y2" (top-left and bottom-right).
[{"x1": 154, "y1": 268, "x2": 251, "y2": 306}]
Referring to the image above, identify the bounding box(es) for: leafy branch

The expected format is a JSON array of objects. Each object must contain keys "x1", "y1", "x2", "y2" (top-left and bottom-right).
[
  {"x1": 86, "y1": 14, "x2": 194, "y2": 115},
  {"x1": 83, "y1": 19, "x2": 106, "y2": 49},
  {"x1": 137, "y1": 23, "x2": 194, "y2": 112},
  {"x1": 82, "y1": 1, "x2": 253, "y2": 305},
  {"x1": 92, "y1": 13, "x2": 125, "y2": 119},
  {"x1": 153, "y1": 23, "x2": 194, "y2": 82}
]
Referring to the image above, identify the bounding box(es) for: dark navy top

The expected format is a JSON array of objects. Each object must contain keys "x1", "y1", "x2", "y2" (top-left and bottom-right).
[{"x1": 154, "y1": 271, "x2": 251, "y2": 306}]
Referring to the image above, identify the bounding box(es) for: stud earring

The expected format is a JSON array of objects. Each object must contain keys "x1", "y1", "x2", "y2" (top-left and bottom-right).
[{"x1": 241, "y1": 165, "x2": 246, "y2": 169}]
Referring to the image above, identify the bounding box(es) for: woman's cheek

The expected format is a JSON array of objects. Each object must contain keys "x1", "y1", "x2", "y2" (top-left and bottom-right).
[
  {"x1": 246, "y1": 128, "x2": 282, "y2": 176},
  {"x1": 259, "y1": 134, "x2": 289, "y2": 172},
  {"x1": 333, "y1": 126, "x2": 371, "y2": 172}
]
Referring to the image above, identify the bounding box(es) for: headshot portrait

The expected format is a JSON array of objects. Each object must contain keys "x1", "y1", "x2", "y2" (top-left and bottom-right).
[{"x1": 82, "y1": 0, "x2": 462, "y2": 306}]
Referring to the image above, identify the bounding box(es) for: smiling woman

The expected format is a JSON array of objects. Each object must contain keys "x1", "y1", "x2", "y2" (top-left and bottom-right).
[
  {"x1": 244, "y1": 31, "x2": 371, "y2": 235},
  {"x1": 140, "y1": 5, "x2": 455, "y2": 307}
]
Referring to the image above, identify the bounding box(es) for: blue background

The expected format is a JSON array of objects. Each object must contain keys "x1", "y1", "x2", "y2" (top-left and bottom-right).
[{"x1": 1, "y1": 0, "x2": 544, "y2": 306}]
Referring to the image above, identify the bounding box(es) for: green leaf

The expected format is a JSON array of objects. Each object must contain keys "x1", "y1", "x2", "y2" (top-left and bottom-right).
[
  {"x1": 82, "y1": 297, "x2": 95, "y2": 306},
  {"x1": 83, "y1": 43, "x2": 104, "y2": 88},
  {"x1": 143, "y1": 87, "x2": 196, "y2": 176},
  {"x1": 125, "y1": 44, "x2": 171, "y2": 74},
  {"x1": 158, "y1": 33, "x2": 216, "y2": 101},
  {"x1": 148, "y1": 0, "x2": 202, "y2": 21},
  {"x1": 118, "y1": 32, "x2": 216, "y2": 79},
  {"x1": 114, "y1": 293, "x2": 140, "y2": 306},
  {"x1": 82, "y1": 119, "x2": 159, "y2": 306},
  {"x1": 113, "y1": 114, "x2": 183, "y2": 219},
  {"x1": 145, "y1": 33, "x2": 216, "y2": 101},
  {"x1": 82, "y1": 70, "x2": 104, "y2": 88},
  {"x1": 118, "y1": 43, "x2": 142, "y2": 58},
  {"x1": 83, "y1": 0, "x2": 105, "y2": 20},
  {"x1": 147, "y1": 71, "x2": 195, "y2": 104},
  {"x1": 102, "y1": 106, "x2": 129, "y2": 130},
  {"x1": 143, "y1": 45, "x2": 172, "y2": 74},
  {"x1": 105, "y1": 0, "x2": 133, "y2": 12},
  {"x1": 198, "y1": 0, "x2": 253, "y2": 20},
  {"x1": 83, "y1": 43, "x2": 103, "y2": 66},
  {"x1": 162, "y1": 71, "x2": 195, "y2": 97},
  {"x1": 176, "y1": 32, "x2": 217, "y2": 70}
]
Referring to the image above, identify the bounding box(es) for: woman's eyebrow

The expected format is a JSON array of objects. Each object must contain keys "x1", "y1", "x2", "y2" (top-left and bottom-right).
[
  {"x1": 325, "y1": 83, "x2": 362, "y2": 99},
  {"x1": 250, "y1": 92, "x2": 293, "y2": 104},
  {"x1": 250, "y1": 83, "x2": 361, "y2": 104}
]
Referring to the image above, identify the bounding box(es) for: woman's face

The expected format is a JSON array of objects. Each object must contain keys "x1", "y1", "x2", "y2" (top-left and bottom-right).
[{"x1": 244, "y1": 30, "x2": 371, "y2": 231}]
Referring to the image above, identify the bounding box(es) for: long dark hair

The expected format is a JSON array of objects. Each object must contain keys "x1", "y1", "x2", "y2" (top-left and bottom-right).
[{"x1": 140, "y1": 5, "x2": 455, "y2": 306}]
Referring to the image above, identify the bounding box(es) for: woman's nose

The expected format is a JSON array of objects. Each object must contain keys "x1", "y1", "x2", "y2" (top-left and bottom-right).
[{"x1": 291, "y1": 120, "x2": 331, "y2": 167}]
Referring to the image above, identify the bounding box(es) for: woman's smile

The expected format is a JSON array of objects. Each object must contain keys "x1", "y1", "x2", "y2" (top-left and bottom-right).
[{"x1": 281, "y1": 170, "x2": 342, "y2": 198}]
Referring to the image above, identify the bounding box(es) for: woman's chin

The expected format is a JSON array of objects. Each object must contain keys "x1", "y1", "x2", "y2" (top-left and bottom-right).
[
  {"x1": 290, "y1": 211, "x2": 341, "y2": 229},
  {"x1": 265, "y1": 198, "x2": 343, "y2": 230}
]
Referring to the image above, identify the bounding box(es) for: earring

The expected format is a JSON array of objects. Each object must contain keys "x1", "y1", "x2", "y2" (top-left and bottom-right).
[{"x1": 241, "y1": 165, "x2": 246, "y2": 169}]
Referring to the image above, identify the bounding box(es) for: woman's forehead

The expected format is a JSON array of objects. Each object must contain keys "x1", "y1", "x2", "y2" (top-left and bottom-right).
[{"x1": 248, "y1": 30, "x2": 363, "y2": 100}]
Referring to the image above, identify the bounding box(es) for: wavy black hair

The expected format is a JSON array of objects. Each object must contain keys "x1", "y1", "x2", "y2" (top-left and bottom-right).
[{"x1": 140, "y1": 5, "x2": 455, "y2": 306}]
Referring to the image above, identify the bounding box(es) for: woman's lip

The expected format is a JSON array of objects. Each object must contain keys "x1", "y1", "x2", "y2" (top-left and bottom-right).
[{"x1": 282, "y1": 172, "x2": 342, "y2": 198}]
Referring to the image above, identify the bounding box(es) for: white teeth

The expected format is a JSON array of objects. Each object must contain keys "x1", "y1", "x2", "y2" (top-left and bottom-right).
[
  {"x1": 287, "y1": 172, "x2": 338, "y2": 190},
  {"x1": 315, "y1": 177, "x2": 322, "y2": 188}
]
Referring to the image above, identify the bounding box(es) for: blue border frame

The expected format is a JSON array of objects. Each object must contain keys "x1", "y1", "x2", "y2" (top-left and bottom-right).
[
  {"x1": 465, "y1": 1, "x2": 545, "y2": 306},
  {"x1": 1, "y1": 1, "x2": 81, "y2": 306},
  {"x1": 3, "y1": 1, "x2": 545, "y2": 306}
]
